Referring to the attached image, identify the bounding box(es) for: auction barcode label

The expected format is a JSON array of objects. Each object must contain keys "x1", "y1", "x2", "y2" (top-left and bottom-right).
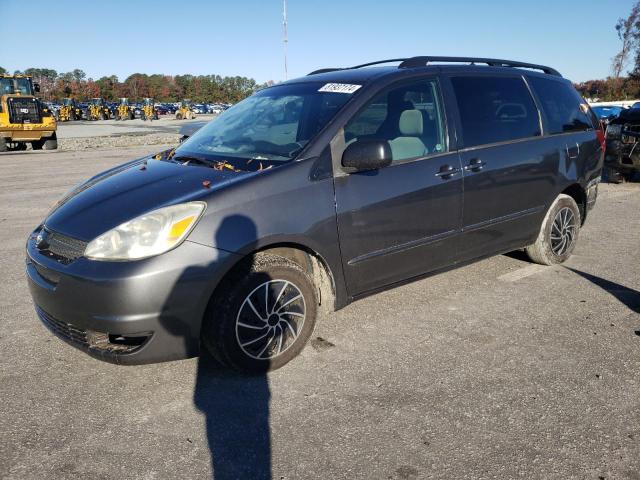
[{"x1": 318, "y1": 83, "x2": 362, "y2": 94}]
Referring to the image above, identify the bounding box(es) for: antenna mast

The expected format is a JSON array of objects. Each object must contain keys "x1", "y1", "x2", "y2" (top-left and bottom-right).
[{"x1": 283, "y1": 0, "x2": 288, "y2": 80}]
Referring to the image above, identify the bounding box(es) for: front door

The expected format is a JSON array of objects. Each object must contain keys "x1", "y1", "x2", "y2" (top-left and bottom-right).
[{"x1": 333, "y1": 78, "x2": 463, "y2": 296}]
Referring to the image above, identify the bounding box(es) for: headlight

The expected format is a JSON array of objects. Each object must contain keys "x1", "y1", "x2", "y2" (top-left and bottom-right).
[
  {"x1": 84, "y1": 202, "x2": 205, "y2": 261},
  {"x1": 606, "y1": 124, "x2": 621, "y2": 139}
]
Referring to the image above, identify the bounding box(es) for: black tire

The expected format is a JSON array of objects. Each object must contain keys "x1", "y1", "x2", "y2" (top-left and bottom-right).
[
  {"x1": 0, "y1": 137, "x2": 8, "y2": 152},
  {"x1": 31, "y1": 139, "x2": 44, "y2": 150},
  {"x1": 202, "y1": 253, "x2": 318, "y2": 373},
  {"x1": 525, "y1": 194, "x2": 581, "y2": 265},
  {"x1": 43, "y1": 133, "x2": 58, "y2": 150},
  {"x1": 176, "y1": 112, "x2": 183, "y2": 120}
]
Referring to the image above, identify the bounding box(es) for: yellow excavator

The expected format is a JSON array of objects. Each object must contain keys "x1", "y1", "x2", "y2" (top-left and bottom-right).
[
  {"x1": 141, "y1": 98, "x2": 158, "y2": 121},
  {"x1": 58, "y1": 98, "x2": 82, "y2": 122},
  {"x1": 87, "y1": 98, "x2": 111, "y2": 121},
  {"x1": 0, "y1": 74, "x2": 57, "y2": 151},
  {"x1": 175, "y1": 99, "x2": 195, "y2": 120},
  {"x1": 116, "y1": 98, "x2": 134, "y2": 120}
]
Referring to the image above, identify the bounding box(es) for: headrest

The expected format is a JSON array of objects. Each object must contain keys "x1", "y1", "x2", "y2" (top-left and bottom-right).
[{"x1": 399, "y1": 110, "x2": 423, "y2": 136}]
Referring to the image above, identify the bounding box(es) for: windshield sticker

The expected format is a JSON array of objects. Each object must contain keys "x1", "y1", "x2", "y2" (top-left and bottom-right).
[{"x1": 318, "y1": 83, "x2": 362, "y2": 94}]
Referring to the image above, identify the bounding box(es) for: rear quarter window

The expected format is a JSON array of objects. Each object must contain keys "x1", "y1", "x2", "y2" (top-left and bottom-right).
[
  {"x1": 451, "y1": 76, "x2": 541, "y2": 148},
  {"x1": 527, "y1": 76, "x2": 594, "y2": 134}
]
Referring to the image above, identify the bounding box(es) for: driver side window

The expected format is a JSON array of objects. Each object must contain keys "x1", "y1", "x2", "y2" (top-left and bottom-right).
[{"x1": 344, "y1": 79, "x2": 447, "y2": 162}]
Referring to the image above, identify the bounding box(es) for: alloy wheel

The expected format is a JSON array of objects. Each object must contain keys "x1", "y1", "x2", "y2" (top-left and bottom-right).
[
  {"x1": 235, "y1": 280, "x2": 306, "y2": 360},
  {"x1": 550, "y1": 207, "x2": 576, "y2": 256}
]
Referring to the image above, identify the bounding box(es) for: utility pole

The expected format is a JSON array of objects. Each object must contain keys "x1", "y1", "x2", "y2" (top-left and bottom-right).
[{"x1": 283, "y1": 0, "x2": 288, "y2": 80}]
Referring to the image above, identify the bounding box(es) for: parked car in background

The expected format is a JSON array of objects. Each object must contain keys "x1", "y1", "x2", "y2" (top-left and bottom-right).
[
  {"x1": 26, "y1": 56, "x2": 603, "y2": 372},
  {"x1": 591, "y1": 105, "x2": 625, "y2": 124},
  {"x1": 605, "y1": 107, "x2": 640, "y2": 182}
]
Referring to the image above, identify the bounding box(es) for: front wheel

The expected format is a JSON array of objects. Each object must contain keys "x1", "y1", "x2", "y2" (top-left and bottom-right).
[
  {"x1": 525, "y1": 194, "x2": 580, "y2": 265},
  {"x1": 202, "y1": 253, "x2": 317, "y2": 373}
]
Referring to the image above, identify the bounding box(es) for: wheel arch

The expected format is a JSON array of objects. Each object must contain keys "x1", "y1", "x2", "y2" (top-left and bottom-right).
[
  {"x1": 210, "y1": 242, "x2": 339, "y2": 316},
  {"x1": 560, "y1": 183, "x2": 587, "y2": 225}
]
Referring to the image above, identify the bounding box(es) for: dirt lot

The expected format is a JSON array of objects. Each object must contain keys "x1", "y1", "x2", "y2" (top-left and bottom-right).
[
  {"x1": 52, "y1": 114, "x2": 214, "y2": 150},
  {"x1": 1, "y1": 146, "x2": 639, "y2": 480}
]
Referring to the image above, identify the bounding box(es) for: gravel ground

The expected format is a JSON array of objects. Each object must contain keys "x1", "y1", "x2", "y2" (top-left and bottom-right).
[
  {"x1": 0, "y1": 147, "x2": 639, "y2": 480},
  {"x1": 51, "y1": 114, "x2": 213, "y2": 150}
]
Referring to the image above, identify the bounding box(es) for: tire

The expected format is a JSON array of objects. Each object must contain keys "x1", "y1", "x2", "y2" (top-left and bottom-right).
[
  {"x1": 176, "y1": 112, "x2": 183, "y2": 120},
  {"x1": 0, "y1": 137, "x2": 8, "y2": 152},
  {"x1": 202, "y1": 253, "x2": 318, "y2": 373},
  {"x1": 525, "y1": 194, "x2": 581, "y2": 265},
  {"x1": 32, "y1": 139, "x2": 44, "y2": 150},
  {"x1": 43, "y1": 133, "x2": 58, "y2": 150}
]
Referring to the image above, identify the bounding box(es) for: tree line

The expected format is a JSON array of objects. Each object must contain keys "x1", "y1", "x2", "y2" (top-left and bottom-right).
[{"x1": 0, "y1": 66, "x2": 273, "y2": 103}]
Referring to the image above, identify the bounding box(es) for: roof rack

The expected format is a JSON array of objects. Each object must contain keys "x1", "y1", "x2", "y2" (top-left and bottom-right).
[
  {"x1": 307, "y1": 56, "x2": 561, "y2": 77},
  {"x1": 398, "y1": 56, "x2": 561, "y2": 76}
]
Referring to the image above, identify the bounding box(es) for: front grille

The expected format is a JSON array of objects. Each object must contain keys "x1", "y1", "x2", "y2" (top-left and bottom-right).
[
  {"x1": 7, "y1": 97, "x2": 41, "y2": 124},
  {"x1": 36, "y1": 228, "x2": 87, "y2": 265},
  {"x1": 36, "y1": 306, "x2": 148, "y2": 355},
  {"x1": 36, "y1": 305, "x2": 90, "y2": 348}
]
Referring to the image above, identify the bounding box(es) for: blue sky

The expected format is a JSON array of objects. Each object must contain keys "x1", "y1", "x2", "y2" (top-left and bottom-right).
[{"x1": 0, "y1": 0, "x2": 636, "y2": 83}]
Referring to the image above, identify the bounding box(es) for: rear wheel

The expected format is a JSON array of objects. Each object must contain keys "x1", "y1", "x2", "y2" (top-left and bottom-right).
[
  {"x1": 0, "y1": 138, "x2": 8, "y2": 152},
  {"x1": 31, "y1": 139, "x2": 44, "y2": 150},
  {"x1": 525, "y1": 194, "x2": 580, "y2": 265},
  {"x1": 43, "y1": 133, "x2": 58, "y2": 150},
  {"x1": 176, "y1": 112, "x2": 183, "y2": 120},
  {"x1": 201, "y1": 253, "x2": 317, "y2": 373}
]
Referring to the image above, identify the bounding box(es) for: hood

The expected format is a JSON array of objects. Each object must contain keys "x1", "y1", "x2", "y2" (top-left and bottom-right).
[
  {"x1": 612, "y1": 108, "x2": 640, "y2": 125},
  {"x1": 45, "y1": 156, "x2": 249, "y2": 241}
]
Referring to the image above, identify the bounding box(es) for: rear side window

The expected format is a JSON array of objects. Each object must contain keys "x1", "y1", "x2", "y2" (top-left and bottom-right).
[
  {"x1": 451, "y1": 76, "x2": 541, "y2": 148},
  {"x1": 528, "y1": 77, "x2": 593, "y2": 134}
]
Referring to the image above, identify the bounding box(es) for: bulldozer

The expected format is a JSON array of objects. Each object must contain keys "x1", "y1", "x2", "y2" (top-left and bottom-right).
[
  {"x1": 141, "y1": 98, "x2": 158, "y2": 121},
  {"x1": 175, "y1": 99, "x2": 195, "y2": 120},
  {"x1": 87, "y1": 98, "x2": 111, "y2": 121},
  {"x1": 58, "y1": 98, "x2": 83, "y2": 122},
  {"x1": 115, "y1": 98, "x2": 134, "y2": 120},
  {"x1": 0, "y1": 74, "x2": 57, "y2": 151}
]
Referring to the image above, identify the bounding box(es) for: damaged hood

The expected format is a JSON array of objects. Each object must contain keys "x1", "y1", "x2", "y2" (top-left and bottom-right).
[{"x1": 45, "y1": 155, "x2": 249, "y2": 241}]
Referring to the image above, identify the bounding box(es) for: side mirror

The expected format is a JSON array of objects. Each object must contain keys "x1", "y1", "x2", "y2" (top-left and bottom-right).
[
  {"x1": 33, "y1": 83, "x2": 40, "y2": 93},
  {"x1": 341, "y1": 139, "x2": 392, "y2": 173}
]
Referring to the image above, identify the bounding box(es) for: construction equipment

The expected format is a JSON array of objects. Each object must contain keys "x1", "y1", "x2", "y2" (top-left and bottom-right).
[
  {"x1": 116, "y1": 98, "x2": 134, "y2": 120},
  {"x1": 87, "y1": 98, "x2": 111, "y2": 120},
  {"x1": 141, "y1": 98, "x2": 158, "y2": 121},
  {"x1": 58, "y1": 98, "x2": 83, "y2": 122},
  {"x1": 0, "y1": 74, "x2": 57, "y2": 151},
  {"x1": 176, "y1": 99, "x2": 195, "y2": 120}
]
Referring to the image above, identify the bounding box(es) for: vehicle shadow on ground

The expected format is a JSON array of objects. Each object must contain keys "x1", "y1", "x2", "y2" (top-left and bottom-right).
[
  {"x1": 160, "y1": 215, "x2": 273, "y2": 479},
  {"x1": 567, "y1": 267, "x2": 640, "y2": 314}
]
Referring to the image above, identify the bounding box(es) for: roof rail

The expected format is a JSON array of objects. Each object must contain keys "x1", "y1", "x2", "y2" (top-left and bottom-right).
[
  {"x1": 308, "y1": 56, "x2": 561, "y2": 77},
  {"x1": 398, "y1": 56, "x2": 562, "y2": 76},
  {"x1": 307, "y1": 58, "x2": 407, "y2": 76}
]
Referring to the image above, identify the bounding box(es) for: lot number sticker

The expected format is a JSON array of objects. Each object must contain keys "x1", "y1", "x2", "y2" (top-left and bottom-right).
[{"x1": 318, "y1": 83, "x2": 362, "y2": 94}]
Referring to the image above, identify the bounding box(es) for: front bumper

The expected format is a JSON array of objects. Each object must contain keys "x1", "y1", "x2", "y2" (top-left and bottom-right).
[
  {"x1": 26, "y1": 229, "x2": 239, "y2": 365},
  {"x1": 605, "y1": 139, "x2": 640, "y2": 172}
]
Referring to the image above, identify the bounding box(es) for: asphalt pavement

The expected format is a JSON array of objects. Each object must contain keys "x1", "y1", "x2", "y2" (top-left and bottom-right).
[{"x1": 1, "y1": 146, "x2": 639, "y2": 480}]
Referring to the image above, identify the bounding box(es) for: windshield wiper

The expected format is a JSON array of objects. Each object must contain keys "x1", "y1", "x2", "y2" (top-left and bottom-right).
[{"x1": 172, "y1": 155, "x2": 213, "y2": 167}]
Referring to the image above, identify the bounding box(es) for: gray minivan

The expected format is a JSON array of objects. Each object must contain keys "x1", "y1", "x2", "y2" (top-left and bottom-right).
[{"x1": 26, "y1": 57, "x2": 604, "y2": 372}]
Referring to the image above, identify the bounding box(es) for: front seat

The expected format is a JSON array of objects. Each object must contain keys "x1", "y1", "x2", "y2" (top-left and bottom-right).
[{"x1": 388, "y1": 110, "x2": 427, "y2": 161}]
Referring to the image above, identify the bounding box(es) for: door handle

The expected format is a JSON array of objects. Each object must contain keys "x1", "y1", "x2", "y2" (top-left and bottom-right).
[
  {"x1": 463, "y1": 158, "x2": 486, "y2": 172},
  {"x1": 566, "y1": 142, "x2": 580, "y2": 159},
  {"x1": 435, "y1": 164, "x2": 461, "y2": 179}
]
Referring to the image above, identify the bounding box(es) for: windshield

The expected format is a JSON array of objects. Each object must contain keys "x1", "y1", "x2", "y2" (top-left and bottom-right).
[
  {"x1": 175, "y1": 83, "x2": 356, "y2": 168},
  {"x1": 16, "y1": 78, "x2": 32, "y2": 95},
  {"x1": 63, "y1": 98, "x2": 72, "y2": 105},
  {"x1": 0, "y1": 77, "x2": 33, "y2": 95},
  {"x1": 92, "y1": 98, "x2": 102, "y2": 105}
]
